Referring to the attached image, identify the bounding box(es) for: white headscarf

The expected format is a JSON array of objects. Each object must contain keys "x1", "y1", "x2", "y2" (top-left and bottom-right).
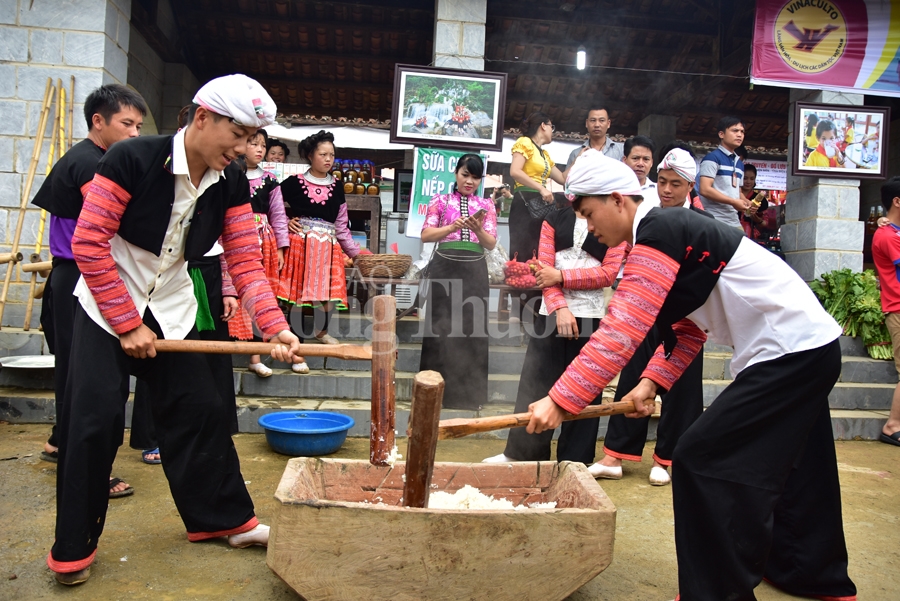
[
  {"x1": 193, "y1": 74, "x2": 277, "y2": 128},
  {"x1": 656, "y1": 148, "x2": 697, "y2": 184},
  {"x1": 566, "y1": 149, "x2": 643, "y2": 197}
]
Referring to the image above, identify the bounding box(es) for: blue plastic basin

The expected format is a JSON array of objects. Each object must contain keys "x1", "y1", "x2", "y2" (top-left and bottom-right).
[{"x1": 258, "y1": 411, "x2": 355, "y2": 456}]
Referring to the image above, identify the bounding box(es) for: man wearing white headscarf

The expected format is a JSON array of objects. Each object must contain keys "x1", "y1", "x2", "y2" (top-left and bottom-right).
[
  {"x1": 527, "y1": 149, "x2": 856, "y2": 600},
  {"x1": 49, "y1": 75, "x2": 302, "y2": 585},
  {"x1": 656, "y1": 146, "x2": 701, "y2": 210}
]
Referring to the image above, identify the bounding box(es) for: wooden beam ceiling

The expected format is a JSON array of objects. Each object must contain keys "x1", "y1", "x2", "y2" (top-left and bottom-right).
[{"x1": 164, "y1": 0, "x2": 789, "y2": 149}]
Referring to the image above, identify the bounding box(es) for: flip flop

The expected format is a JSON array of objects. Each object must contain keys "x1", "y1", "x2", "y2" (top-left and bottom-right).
[
  {"x1": 109, "y1": 477, "x2": 134, "y2": 499},
  {"x1": 142, "y1": 448, "x2": 162, "y2": 464},
  {"x1": 880, "y1": 431, "x2": 900, "y2": 447},
  {"x1": 40, "y1": 450, "x2": 59, "y2": 463}
]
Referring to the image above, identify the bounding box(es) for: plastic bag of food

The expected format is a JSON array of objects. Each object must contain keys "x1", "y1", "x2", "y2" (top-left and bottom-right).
[{"x1": 486, "y1": 242, "x2": 509, "y2": 284}]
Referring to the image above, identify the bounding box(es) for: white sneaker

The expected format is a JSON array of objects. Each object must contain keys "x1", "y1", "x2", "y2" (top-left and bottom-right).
[
  {"x1": 228, "y1": 524, "x2": 270, "y2": 548},
  {"x1": 482, "y1": 453, "x2": 516, "y2": 463},
  {"x1": 587, "y1": 462, "x2": 623, "y2": 479},
  {"x1": 315, "y1": 333, "x2": 340, "y2": 345},
  {"x1": 248, "y1": 363, "x2": 272, "y2": 378},
  {"x1": 291, "y1": 361, "x2": 310, "y2": 374},
  {"x1": 649, "y1": 465, "x2": 671, "y2": 486}
]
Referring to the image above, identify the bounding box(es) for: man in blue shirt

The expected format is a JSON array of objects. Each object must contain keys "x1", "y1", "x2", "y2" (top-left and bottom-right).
[{"x1": 698, "y1": 116, "x2": 749, "y2": 230}]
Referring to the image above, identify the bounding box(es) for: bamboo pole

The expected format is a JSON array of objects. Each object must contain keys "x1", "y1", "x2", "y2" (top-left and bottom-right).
[
  {"x1": 0, "y1": 253, "x2": 23, "y2": 265},
  {"x1": 21, "y1": 261, "x2": 51, "y2": 274},
  {"x1": 67, "y1": 76, "x2": 74, "y2": 150},
  {"x1": 0, "y1": 78, "x2": 54, "y2": 329},
  {"x1": 24, "y1": 80, "x2": 62, "y2": 330}
]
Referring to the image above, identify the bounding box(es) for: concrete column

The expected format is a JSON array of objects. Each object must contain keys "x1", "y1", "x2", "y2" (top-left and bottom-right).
[
  {"x1": 638, "y1": 114, "x2": 677, "y2": 179},
  {"x1": 637, "y1": 114, "x2": 676, "y2": 155},
  {"x1": 781, "y1": 89, "x2": 864, "y2": 281},
  {"x1": 433, "y1": 0, "x2": 486, "y2": 71},
  {"x1": 0, "y1": 0, "x2": 130, "y2": 327},
  {"x1": 159, "y1": 62, "x2": 199, "y2": 134}
]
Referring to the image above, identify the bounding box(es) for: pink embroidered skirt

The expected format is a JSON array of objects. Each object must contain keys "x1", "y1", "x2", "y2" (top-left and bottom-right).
[{"x1": 277, "y1": 217, "x2": 348, "y2": 309}]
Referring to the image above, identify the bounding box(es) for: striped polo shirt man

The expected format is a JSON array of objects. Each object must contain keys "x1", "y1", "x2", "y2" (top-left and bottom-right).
[{"x1": 698, "y1": 144, "x2": 744, "y2": 228}]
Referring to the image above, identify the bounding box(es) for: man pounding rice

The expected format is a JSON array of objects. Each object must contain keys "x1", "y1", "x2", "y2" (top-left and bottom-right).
[
  {"x1": 526, "y1": 150, "x2": 856, "y2": 600},
  {"x1": 48, "y1": 74, "x2": 303, "y2": 585}
]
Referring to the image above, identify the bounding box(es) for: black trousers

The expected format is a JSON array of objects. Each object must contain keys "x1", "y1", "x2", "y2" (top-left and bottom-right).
[
  {"x1": 672, "y1": 339, "x2": 855, "y2": 600},
  {"x1": 51, "y1": 306, "x2": 256, "y2": 567},
  {"x1": 129, "y1": 257, "x2": 238, "y2": 449},
  {"x1": 504, "y1": 313, "x2": 602, "y2": 463},
  {"x1": 42, "y1": 260, "x2": 152, "y2": 450},
  {"x1": 603, "y1": 326, "x2": 704, "y2": 464},
  {"x1": 419, "y1": 249, "x2": 489, "y2": 410}
]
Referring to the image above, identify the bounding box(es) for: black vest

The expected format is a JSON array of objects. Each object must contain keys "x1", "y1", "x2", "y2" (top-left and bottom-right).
[
  {"x1": 249, "y1": 172, "x2": 280, "y2": 214},
  {"x1": 32, "y1": 139, "x2": 105, "y2": 219},
  {"x1": 635, "y1": 207, "x2": 743, "y2": 354},
  {"x1": 280, "y1": 175, "x2": 344, "y2": 223},
  {"x1": 94, "y1": 135, "x2": 250, "y2": 261},
  {"x1": 544, "y1": 206, "x2": 608, "y2": 262}
]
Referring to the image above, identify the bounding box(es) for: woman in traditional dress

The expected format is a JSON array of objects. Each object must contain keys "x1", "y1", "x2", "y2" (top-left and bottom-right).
[
  {"x1": 484, "y1": 205, "x2": 626, "y2": 463},
  {"x1": 227, "y1": 129, "x2": 296, "y2": 376},
  {"x1": 419, "y1": 154, "x2": 497, "y2": 410},
  {"x1": 278, "y1": 131, "x2": 369, "y2": 351}
]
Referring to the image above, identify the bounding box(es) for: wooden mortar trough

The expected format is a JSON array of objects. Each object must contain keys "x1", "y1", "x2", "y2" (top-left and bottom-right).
[{"x1": 267, "y1": 457, "x2": 617, "y2": 601}]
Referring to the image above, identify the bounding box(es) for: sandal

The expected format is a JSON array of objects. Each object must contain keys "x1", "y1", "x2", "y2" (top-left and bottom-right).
[
  {"x1": 880, "y1": 430, "x2": 900, "y2": 447},
  {"x1": 248, "y1": 362, "x2": 273, "y2": 378},
  {"x1": 109, "y1": 477, "x2": 134, "y2": 499},
  {"x1": 142, "y1": 448, "x2": 161, "y2": 464}
]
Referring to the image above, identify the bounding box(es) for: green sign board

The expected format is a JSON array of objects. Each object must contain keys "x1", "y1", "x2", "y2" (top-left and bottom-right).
[{"x1": 406, "y1": 147, "x2": 484, "y2": 238}]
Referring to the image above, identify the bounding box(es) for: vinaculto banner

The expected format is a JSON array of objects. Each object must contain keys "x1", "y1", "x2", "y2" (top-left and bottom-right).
[{"x1": 751, "y1": 0, "x2": 900, "y2": 98}]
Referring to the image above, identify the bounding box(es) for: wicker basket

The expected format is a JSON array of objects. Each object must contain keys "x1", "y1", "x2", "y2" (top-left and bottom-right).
[{"x1": 354, "y1": 253, "x2": 412, "y2": 278}]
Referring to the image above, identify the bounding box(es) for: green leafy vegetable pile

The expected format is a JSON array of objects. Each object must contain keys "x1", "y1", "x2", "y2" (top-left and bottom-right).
[{"x1": 810, "y1": 269, "x2": 893, "y2": 360}]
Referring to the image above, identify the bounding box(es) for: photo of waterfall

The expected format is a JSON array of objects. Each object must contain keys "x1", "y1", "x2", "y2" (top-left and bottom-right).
[{"x1": 390, "y1": 65, "x2": 507, "y2": 152}]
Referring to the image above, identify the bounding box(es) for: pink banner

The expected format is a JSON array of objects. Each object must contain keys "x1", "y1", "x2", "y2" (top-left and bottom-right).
[{"x1": 752, "y1": 0, "x2": 900, "y2": 98}]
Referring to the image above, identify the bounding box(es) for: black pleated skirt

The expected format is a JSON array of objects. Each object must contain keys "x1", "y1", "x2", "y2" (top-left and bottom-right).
[{"x1": 419, "y1": 248, "x2": 489, "y2": 410}]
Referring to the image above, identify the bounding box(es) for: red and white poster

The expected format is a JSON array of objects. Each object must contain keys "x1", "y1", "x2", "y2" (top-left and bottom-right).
[
  {"x1": 745, "y1": 160, "x2": 788, "y2": 192},
  {"x1": 752, "y1": 0, "x2": 900, "y2": 98}
]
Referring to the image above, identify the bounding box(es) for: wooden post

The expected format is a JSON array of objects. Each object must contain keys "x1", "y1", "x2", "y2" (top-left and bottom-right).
[
  {"x1": 402, "y1": 370, "x2": 444, "y2": 508},
  {"x1": 370, "y1": 294, "x2": 396, "y2": 466},
  {"x1": 0, "y1": 78, "x2": 54, "y2": 329},
  {"x1": 153, "y1": 339, "x2": 373, "y2": 360}
]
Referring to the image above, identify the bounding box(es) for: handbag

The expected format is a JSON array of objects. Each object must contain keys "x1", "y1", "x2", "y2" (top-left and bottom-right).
[{"x1": 518, "y1": 189, "x2": 557, "y2": 220}]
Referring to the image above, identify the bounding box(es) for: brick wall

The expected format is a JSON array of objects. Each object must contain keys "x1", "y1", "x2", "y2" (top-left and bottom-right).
[{"x1": 0, "y1": 0, "x2": 130, "y2": 328}]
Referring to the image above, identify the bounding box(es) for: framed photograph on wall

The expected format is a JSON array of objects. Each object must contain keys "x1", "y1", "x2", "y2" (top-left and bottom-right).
[
  {"x1": 792, "y1": 102, "x2": 889, "y2": 180},
  {"x1": 390, "y1": 64, "x2": 507, "y2": 152},
  {"x1": 393, "y1": 169, "x2": 414, "y2": 213}
]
